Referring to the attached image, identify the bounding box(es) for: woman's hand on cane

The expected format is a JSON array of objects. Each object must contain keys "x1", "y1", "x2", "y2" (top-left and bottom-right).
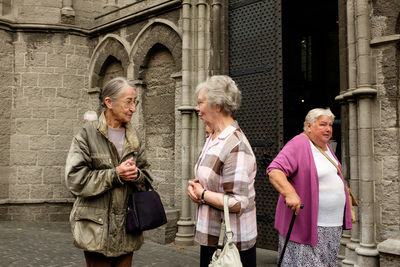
[{"x1": 285, "y1": 192, "x2": 302, "y2": 215}]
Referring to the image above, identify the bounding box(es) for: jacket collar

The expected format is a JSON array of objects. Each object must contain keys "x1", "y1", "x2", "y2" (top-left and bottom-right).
[{"x1": 97, "y1": 111, "x2": 140, "y2": 154}]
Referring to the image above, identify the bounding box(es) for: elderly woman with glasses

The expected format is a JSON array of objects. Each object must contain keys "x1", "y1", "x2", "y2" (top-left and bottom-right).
[
  {"x1": 187, "y1": 75, "x2": 257, "y2": 267},
  {"x1": 65, "y1": 77, "x2": 151, "y2": 267},
  {"x1": 267, "y1": 108, "x2": 352, "y2": 267}
]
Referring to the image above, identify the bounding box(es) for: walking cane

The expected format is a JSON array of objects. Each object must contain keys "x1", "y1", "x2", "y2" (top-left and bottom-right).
[{"x1": 277, "y1": 204, "x2": 304, "y2": 267}]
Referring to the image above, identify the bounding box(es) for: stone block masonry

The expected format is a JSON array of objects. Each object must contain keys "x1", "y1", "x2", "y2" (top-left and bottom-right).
[
  {"x1": 0, "y1": 0, "x2": 185, "y2": 247},
  {"x1": 3, "y1": 31, "x2": 91, "y2": 220}
]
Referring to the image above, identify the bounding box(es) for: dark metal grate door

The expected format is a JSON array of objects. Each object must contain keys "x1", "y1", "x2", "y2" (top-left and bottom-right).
[{"x1": 229, "y1": 0, "x2": 283, "y2": 250}]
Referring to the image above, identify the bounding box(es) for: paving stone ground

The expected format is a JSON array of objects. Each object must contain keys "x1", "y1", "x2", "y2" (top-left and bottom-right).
[{"x1": 0, "y1": 221, "x2": 277, "y2": 267}]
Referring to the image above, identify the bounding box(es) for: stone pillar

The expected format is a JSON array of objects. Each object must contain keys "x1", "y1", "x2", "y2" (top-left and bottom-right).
[
  {"x1": 196, "y1": 0, "x2": 207, "y2": 148},
  {"x1": 352, "y1": 0, "x2": 379, "y2": 265},
  {"x1": 175, "y1": 0, "x2": 195, "y2": 246},
  {"x1": 211, "y1": 0, "x2": 222, "y2": 75},
  {"x1": 340, "y1": 1, "x2": 360, "y2": 265},
  {"x1": 336, "y1": 1, "x2": 354, "y2": 262},
  {"x1": 335, "y1": 96, "x2": 351, "y2": 266},
  {"x1": 60, "y1": 0, "x2": 75, "y2": 24},
  {"x1": 343, "y1": 98, "x2": 360, "y2": 266},
  {"x1": 354, "y1": 93, "x2": 378, "y2": 266}
]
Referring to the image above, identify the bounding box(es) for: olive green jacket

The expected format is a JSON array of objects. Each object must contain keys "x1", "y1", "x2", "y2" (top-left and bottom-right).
[{"x1": 65, "y1": 111, "x2": 151, "y2": 257}]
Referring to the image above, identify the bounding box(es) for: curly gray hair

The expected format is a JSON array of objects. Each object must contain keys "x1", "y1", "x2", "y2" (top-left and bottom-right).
[
  {"x1": 195, "y1": 75, "x2": 242, "y2": 115},
  {"x1": 303, "y1": 108, "x2": 335, "y2": 130}
]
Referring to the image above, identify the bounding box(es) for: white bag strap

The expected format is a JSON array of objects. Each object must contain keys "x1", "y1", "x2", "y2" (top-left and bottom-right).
[{"x1": 217, "y1": 195, "x2": 232, "y2": 248}]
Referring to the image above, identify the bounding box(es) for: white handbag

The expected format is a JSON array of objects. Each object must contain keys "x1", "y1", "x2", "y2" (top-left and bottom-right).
[{"x1": 209, "y1": 195, "x2": 243, "y2": 267}]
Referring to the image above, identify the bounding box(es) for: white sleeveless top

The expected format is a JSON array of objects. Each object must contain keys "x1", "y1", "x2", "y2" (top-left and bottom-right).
[{"x1": 310, "y1": 141, "x2": 346, "y2": 227}]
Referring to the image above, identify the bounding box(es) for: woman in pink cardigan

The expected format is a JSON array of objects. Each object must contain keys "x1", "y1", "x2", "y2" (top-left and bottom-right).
[{"x1": 267, "y1": 108, "x2": 352, "y2": 267}]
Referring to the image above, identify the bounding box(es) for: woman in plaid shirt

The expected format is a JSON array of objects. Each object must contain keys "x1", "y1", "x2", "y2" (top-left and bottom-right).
[{"x1": 188, "y1": 75, "x2": 257, "y2": 267}]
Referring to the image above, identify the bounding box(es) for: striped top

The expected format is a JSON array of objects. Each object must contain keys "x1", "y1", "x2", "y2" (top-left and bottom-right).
[{"x1": 194, "y1": 121, "x2": 257, "y2": 251}]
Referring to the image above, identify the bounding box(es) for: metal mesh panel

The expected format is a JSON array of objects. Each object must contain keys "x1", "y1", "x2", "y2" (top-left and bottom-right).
[{"x1": 229, "y1": 0, "x2": 283, "y2": 250}]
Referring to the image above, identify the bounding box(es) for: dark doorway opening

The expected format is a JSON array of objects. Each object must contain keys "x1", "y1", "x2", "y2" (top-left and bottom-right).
[{"x1": 282, "y1": 0, "x2": 340, "y2": 144}]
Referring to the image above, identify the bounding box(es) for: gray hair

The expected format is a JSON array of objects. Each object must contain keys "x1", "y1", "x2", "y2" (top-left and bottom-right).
[
  {"x1": 99, "y1": 77, "x2": 133, "y2": 108},
  {"x1": 195, "y1": 75, "x2": 242, "y2": 115},
  {"x1": 303, "y1": 108, "x2": 335, "y2": 130}
]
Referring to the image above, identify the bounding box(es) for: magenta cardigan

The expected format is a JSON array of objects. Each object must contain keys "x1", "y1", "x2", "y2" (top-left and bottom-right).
[{"x1": 266, "y1": 133, "x2": 352, "y2": 246}]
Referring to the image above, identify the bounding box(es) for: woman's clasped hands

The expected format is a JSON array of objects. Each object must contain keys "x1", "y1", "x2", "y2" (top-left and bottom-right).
[
  {"x1": 117, "y1": 157, "x2": 139, "y2": 182},
  {"x1": 188, "y1": 178, "x2": 204, "y2": 204}
]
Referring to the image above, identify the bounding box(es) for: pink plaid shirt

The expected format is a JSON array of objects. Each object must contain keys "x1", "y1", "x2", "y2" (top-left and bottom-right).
[{"x1": 194, "y1": 121, "x2": 257, "y2": 251}]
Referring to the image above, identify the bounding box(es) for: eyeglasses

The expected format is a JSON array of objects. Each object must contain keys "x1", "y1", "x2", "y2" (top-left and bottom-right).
[{"x1": 121, "y1": 99, "x2": 140, "y2": 108}]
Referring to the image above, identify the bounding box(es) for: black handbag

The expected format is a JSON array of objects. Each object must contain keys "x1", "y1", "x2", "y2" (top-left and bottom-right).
[{"x1": 126, "y1": 179, "x2": 167, "y2": 233}]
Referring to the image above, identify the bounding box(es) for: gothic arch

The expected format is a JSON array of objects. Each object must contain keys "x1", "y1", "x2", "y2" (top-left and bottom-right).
[
  {"x1": 89, "y1": 34, "x2": 131, "y2": 89},
  {"x1": 130, "y1": 20, "x2": 182, "y2": 79}
]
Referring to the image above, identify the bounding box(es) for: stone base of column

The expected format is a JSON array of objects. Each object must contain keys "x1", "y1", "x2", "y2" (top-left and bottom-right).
[
  {"x1": 356, "y1": 245, "x2": 379, "y2": 267},
  {"x1": 339, "y1": 232, "x2": 351, "y2": 266},
  {"x1": 175, "y1": 218, "x2": 195, "y2": 246},
  {"x1": 342, "y1": 241, "x2": 360, "y2": 266},
  {"x1": 144, "y1": 209, "x2": 180, "y2": 244}
]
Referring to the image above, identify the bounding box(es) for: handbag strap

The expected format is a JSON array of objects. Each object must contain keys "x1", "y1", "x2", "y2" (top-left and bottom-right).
[
  {"x1": 303, "y1": 133, "x2": 343, "y2": 178},
  {"x1": 217, "y1": 195, "x2": 233, "y2": 248},
  {"x1": 315, "y1": 143, "x2": 343, "y2": 178},
  {"x1": 304, "y1": 134, "x2": 359, "y2": 208}
]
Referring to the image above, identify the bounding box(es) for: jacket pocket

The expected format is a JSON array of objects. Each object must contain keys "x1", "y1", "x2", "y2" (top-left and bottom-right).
[
  {"x1": 72, "y1": 206, "x2": 107, "y2": 251},
  {"x1": 91, "y1": 153, "x2": 113, "y2": 169}
]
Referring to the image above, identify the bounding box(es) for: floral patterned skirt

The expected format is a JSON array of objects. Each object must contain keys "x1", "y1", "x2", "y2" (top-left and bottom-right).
[{"x1": 278, "y1": 226, "x2": 342, "y2": 267}]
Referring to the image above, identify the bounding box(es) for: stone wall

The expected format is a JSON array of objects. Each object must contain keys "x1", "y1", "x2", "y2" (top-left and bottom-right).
[
  {"x1": 0, "y1": 29, "x2": 13, "y2": 203},
  {"x1": 7, "y1": 0, "x2": 101, "y2": 28},
  {"x1": 0, "y1": 31, "x2": 91, "y2": 221},
  {"x1": 0, "y1": 1, "x2": 183, "y2": 246},
  {"x1": 370, "y1": 1, "x2": 400, "y2": 265},
  {"x1": 0, "y1": 0, "x2": 208, "y2": 247},
  {"x1": 370, "y1": 1, "x2": 400, "y2": 243},
  {"x1": 373, "y1": 42, "x2": 400, "y2": 242},
  {"x1": 11, "y1": 0, "x2": 62, "y2": 24}
]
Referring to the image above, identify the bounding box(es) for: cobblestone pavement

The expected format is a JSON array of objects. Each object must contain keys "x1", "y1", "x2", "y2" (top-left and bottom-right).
[{"x1": 0, "y1": 221, "x2": 277, "y2": 267}]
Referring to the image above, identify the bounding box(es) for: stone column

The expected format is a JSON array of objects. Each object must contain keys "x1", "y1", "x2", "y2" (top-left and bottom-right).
[
  {"x1": 343, "y1": 98, "x2": 360, "y2": 266},
  {"x1": 196, "y1": 0, "x2": 207, "y2": 148},
  {"x1": 341, "y1": 1, "x2": 361, "y2": 265},
  {"x1": 211, "y1": 0, "x2": 222, "y2": 75},
  {"x1": 354, "y1": 93, "x2": 378, "y2": 266},
  {"x1": 352, "y1": 0, "x2": 378, "y2": 265},
  {"x1": 335, "y1": 96, "x2": 351, "y2": 265},
  {"x1": 175, "y1": 0, "x2": 195, "y2": 245}
]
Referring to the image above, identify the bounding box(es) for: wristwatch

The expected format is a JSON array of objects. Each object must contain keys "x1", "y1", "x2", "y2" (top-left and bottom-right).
[{"x1": 201, "y1": 189, "x2": 207, "y2": 204}]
